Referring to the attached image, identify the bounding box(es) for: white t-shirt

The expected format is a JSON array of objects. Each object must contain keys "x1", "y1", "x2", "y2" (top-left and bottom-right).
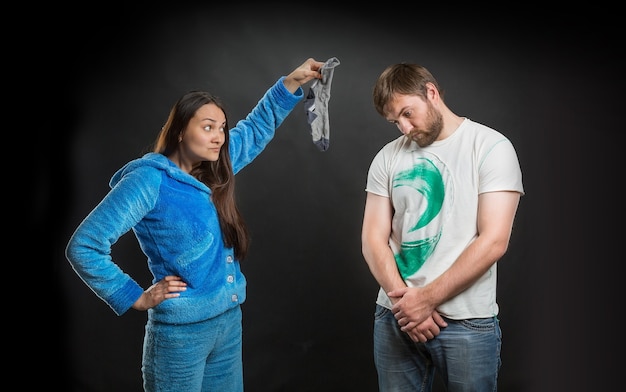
[{"x1": 365, "y1": 118, "x2": 524, "y2": 319}]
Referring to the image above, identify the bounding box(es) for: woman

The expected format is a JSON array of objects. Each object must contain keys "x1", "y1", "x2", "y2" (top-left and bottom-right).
[{"x1": 66, "y1": 58, "x2": 324, "y2": 392}]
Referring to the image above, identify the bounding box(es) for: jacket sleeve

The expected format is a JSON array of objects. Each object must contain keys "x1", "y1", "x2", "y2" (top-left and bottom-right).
[
  {"x1": 228, "y1": 76, "x2": 304, "y2": 174},
  {"x1": 65, "y1": 166, "x2": 159, "y2": 315}
]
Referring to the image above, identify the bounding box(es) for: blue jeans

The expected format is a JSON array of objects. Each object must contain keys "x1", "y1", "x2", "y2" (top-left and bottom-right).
[
  {"x1": 142, "y1": 305, "x2": 243, "y2": 392},
  {"x1": 373, "y1": 304, "x2": 501, "y2": 392}
]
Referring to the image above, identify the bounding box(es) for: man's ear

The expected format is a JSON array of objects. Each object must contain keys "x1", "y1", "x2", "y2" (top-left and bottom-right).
[{"x1": 426, "y1": 82, "x2": 439, "y2": 101}]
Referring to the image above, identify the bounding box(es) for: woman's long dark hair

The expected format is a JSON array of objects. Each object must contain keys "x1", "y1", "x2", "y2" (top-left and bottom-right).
[{"x1": 153, "y1": 91, "x2": 250, "y2": 260}]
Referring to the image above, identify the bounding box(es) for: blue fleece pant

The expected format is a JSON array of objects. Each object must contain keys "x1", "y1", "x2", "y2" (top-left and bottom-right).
[{"x1": 142, "y1": 305, "x2": 243, "y2": 392}]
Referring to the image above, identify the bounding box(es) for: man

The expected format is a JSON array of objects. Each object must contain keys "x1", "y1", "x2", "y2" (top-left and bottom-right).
[{"x1": 361, "y1": 63, "x2": 524, "y2": 391}]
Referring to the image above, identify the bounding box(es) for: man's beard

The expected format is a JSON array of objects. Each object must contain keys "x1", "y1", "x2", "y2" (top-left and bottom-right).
[{"x1": 408, "y1": 103, "x2": 443, "y2": 147}]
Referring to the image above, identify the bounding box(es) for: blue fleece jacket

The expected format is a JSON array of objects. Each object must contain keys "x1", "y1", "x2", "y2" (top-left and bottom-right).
[{"x1": 66, "y1": 77, "x2": 303, "y2": 324}]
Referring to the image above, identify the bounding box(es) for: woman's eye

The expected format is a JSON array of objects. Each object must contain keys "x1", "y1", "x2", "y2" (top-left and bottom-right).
[{"x1": 203, "y1": 125, "x2": 211, "y2": 131}]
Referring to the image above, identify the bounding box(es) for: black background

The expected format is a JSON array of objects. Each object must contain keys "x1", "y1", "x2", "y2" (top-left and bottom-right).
[{"x1": 45, "y1": 5, "x2": 621, "y2": 392}]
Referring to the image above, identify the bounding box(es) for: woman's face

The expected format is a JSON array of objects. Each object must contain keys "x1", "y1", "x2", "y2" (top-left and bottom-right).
[{"x1": 180, "y1": 102, "x2": 226, "y2": 164}]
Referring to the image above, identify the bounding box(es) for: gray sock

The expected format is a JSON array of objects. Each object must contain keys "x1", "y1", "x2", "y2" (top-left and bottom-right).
[{"x1": 304, "y1": 57, "x2": 340, "y2": 151}]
